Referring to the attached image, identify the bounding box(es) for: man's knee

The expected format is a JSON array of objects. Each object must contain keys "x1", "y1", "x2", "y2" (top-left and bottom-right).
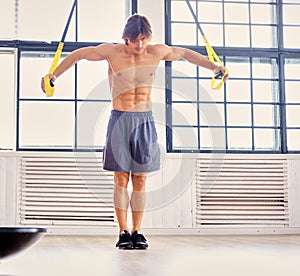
[
  {"x1": 131, "y1": 174, "x2": 147, "y2": 192},
  {"x1": 114, "y1": 172, "x2": 130, "y2": 210},
  {"x1": 130, "y1": 174, "x2": 147, "y2": 212},
  {"x1": 114, "y1": 172, "x2": 130, "y2": 188}
]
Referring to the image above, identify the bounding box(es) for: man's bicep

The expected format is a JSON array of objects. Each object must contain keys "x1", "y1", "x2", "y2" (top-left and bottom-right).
[
  {"x1": 161, "y1": 46, "x2": 185, "y2": 61},
  {"x1": 81, "y1": 44, "x2": 112, "y2": 61}
]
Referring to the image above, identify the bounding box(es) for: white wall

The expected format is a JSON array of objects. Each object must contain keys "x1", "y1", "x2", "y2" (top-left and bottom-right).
[
  {"x1": 0, "y1": 155, "x2": 18, "y2": 226},
  {"x1": 1, "y1": 151, "x2": 300, "y2": 235},
  {"x1": 288, "y1": 159, "x2": 300, "y2": 227},
  {"x1": 139, "y1": 0, "x2": 165, "y2": 44}
]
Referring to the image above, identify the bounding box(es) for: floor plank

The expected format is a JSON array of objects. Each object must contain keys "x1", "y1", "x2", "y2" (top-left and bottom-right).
[{"x1": 1, "y1": 235, "x2": 300, "y2": 276}]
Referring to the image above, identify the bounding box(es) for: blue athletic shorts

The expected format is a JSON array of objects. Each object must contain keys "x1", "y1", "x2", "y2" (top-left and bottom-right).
[{"x1": 103, "y1": 110, "x2": 160, "y2": 173}]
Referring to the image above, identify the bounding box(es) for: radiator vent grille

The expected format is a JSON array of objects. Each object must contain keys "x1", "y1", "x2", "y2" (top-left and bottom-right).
[
  {"x1": 19, "y1": 155, "x2": 115, "y2": 227},
  {"x1": 195, "y1": 158, "x2": 289, "y2": 227}
]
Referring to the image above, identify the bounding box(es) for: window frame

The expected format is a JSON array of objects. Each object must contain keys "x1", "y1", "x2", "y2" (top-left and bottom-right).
[
  {"x1": 0, "y1": 0, "x2": 300, "y2": 153},
  {"x1": 165, "y1": 0, "x2": 300, "y2": 153}
]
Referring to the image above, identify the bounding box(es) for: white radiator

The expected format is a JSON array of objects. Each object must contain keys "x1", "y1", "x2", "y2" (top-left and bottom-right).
[
  {"x1": 194, "y1": 157, "x2": 289, "y2": 227},
  {"x1": 1, "y1": 152, "x2": 296, "y2": 234},
  {"x1": 19, "y1": 155, "x2": 116, "y2": 228}
]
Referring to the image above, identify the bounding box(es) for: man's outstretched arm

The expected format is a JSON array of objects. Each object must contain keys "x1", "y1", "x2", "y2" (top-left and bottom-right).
[
  {"x1": 41, "y1": 44, "x2": 113, "y2": 92},
  {"x1": 160, "y1": 44, "x2": 228, "y2": 78}
]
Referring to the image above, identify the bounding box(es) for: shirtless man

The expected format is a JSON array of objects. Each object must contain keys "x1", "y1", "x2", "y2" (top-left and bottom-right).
[{"x1": 41, "y1": 14, "x2": 228, "y2": 249}]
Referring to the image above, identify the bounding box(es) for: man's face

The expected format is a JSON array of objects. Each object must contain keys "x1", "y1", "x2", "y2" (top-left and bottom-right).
[{"x1": 127, "y1": 34, "x2": 149, "y2": 54}]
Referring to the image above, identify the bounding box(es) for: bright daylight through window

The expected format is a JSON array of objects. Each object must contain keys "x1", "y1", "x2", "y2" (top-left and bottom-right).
[
  {"x1": 0, "y1": 0, "x2": 299, "y2": 153},
  {"x1": 166, "y1": 0, "x2": 300, "y2": 153}
]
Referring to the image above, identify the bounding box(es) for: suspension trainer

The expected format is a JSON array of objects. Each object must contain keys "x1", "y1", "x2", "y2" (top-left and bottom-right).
[
  {"x1": 43, "y1": 0, "x2": 77, "y2": 97},
  {"x1": 185, "y1": 0, "x2": 228, "y2": 90}
]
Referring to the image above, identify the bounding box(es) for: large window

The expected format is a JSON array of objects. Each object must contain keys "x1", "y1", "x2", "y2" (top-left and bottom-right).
[
  {"x1": 1, "y1": 0, "x2": 299, "y2": 153},
  {"x1": 1, "y1": 0, "x2": 122, "y2": 41},
  {"x1": 0, "y1": 0, "x2": 126, "y2": 151},
  {"x1": 18, "y1": 51, "x2": 111, "y2": 150},
  {"x1": 166, "y1": 0, "x2": 300, "y2": 153}
]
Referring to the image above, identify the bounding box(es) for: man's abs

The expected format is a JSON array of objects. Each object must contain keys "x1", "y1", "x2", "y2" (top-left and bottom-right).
[{"x1": 112, "y1": 87, "x2": 152, "y2": 112}]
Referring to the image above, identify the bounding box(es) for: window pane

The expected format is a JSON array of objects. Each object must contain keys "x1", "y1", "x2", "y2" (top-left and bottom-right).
[
  {"x1": 198, "y1": 24, "x2": 224, "y2": 46},
  {"x1": 225, "y1": 58, "x2": 251, "y2": 78},
  {"x1": 20, "y1": 52, "x2": 75, "y2": 99},
  {"x1": 227, "y1": 104, "x2": 252, "y2": 126},
  {"x1": 253, "y1": 105, "x2": 279, "y2": 127},
  {"x1": 252, "y1": 58, "x2": 278, "y2": 79},
  {"x1": 225, "y1": 25, "x2": 250, "y2": 47},
  {"x1": 283, "y1": 0, "x2": 300, "y2": 3},
  {"x1": 254, "y1": 129, "x2": 279, "y2": 150},
  {"x1": 285, "y1": 82, "x2": 300, "y2": 103},
  {"x1": 0, "y1": 51, "x2": 15, "y2": 149},
  {"x1": 251, "y1": 26, "x2": 277, "y2": 48},
  {"x1": 172, "y1": 23, "x2": 196, "y2": 45},
  {"x1": 173, "y1": 103, "x2": 198, "y2": 126},
  {"x1": 172, "y1": 60, "x2": 197, "y2": 78},
  {"x1": 225, "y1": 3, "x2": 249, "y2": 23},
  {"x1": 225, "y1": 0, "x2": 248, "y2": 2},
  {"x1": 173, "y1": 127, "x2": 198, "y2": 150},
  {"x1": 172, "y1": 79, "x2": 198, "y2": 101},
  {"x1": 171, "y1": 0, "x2": 195, "y2": 21},
  {"x1": 251, "y1": 4, "x2": 276, "y2": 24},
  {"x1": 200, "y1": 127, "x2": 226, "y2": 150},
  {"x1": 77, "y1": 102, "x2": 111, "y2": 149},
  {"x1": 198, "y1": 2, "x2": 223, "y2": 23},
  {"x1": 18, "y1": 0, "x2": 76, "y2": 41},
  {"x1": 226, "y1": 81, "x2": 251, "y2": 102},
  {"x1": 227, "y1": 128, "x2": 252, "y2": 150},
  {"x1": 199, "y1": 80, "x2": 225, "y2": 102},
  {"x1": 78, "y1": 1, "x2": 125, "y2": 42},
  {"x1": 286, "y1": 105, "x2": 300, "y2": 127},
  {"x1": 284, "y1": 27, "x2": 300, "y2": 48},
  {"x1": 285, "y1": 58, "x2": 300, "y2": 79},
  {"x1": 19, "y1": 102, "x2": 74, "y2": 148},
  {"x1": 199, "y1": 103, "x2": 224, "y2": 127},
  {"x1": 253, "y1": 81, "x2": 279, "y2": 103},
  {"x1": 283, "y1": 4, "x2": 300, "y2": 24},
  {"x1": 251, "y1": 0, "x2": 276, "y2": 3}
]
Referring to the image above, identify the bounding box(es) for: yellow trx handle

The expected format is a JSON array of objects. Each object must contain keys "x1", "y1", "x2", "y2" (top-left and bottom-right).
[
  {"x1": 203, "y1": 36, "x2": 229, "y2": 90},
  {"x1": 43, "y1": 42, "x2": 64, "y2": 97}
]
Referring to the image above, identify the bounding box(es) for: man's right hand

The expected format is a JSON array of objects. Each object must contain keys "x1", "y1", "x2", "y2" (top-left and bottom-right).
[{"x1": 41, "y1": 74, "x2": 56, "y2": 94}]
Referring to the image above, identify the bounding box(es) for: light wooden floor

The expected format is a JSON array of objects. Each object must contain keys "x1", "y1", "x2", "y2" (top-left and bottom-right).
[{"x1": 1, "y1": 234, "x2": 300, "y2": 276}]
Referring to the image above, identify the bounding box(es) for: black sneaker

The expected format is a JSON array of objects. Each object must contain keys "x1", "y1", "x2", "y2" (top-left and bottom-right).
[
  {"x1": 131, "y1": 231, "x2": 148, "y2": 249},
  {"x1": 116, "y1": 230, "x2": 133, "y2": 249}
]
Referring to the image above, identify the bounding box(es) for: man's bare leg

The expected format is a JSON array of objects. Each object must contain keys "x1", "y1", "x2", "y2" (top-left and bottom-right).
[
  {"x1": 130, "y1": 173, "x2": 147, "y2": 233},
  {"x1": 114, "y1": 172, "x2": 134, "y2": 249},
  {"x1": 130, "y1": 173, "x2": 148, "y2": 249},
  {"x1": 114, "y1": 172, "x2": 130, "y2": 233}
]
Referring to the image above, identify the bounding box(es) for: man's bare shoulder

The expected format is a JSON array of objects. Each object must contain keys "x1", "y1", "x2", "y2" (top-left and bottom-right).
[
  {"x1": 94, "y1": 43, "x2": 126, "y2": 56},
  {"x1": 146, "y1": 44, "x2": 172, "y2": 57},
  {"x1": 147, "y1": 43, "x2": 170, "y2": 51}
]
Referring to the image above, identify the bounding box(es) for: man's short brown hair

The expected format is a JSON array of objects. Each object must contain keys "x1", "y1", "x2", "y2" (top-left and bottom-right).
[{"x1": 122, "y1": 14, "x2": 152, "y2": 43}]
